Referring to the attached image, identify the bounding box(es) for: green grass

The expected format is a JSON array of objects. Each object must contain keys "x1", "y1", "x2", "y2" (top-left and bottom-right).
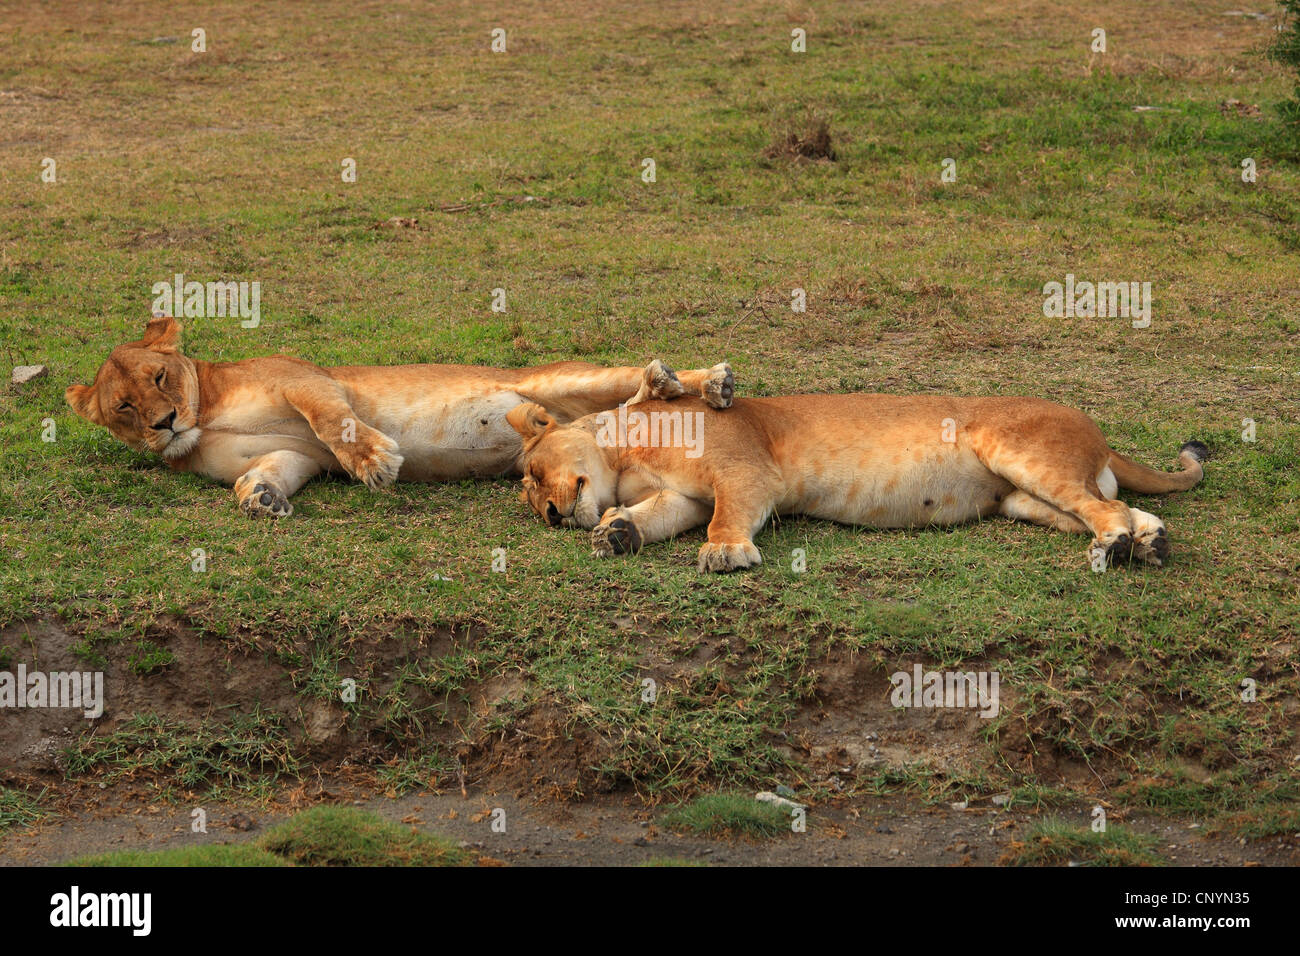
[
  {"x1": 0, "y1": 0, "x2": 1296, "y2": 831},
  {"x1": 660, "y1": 793, "x2": 795, "y2": 838},
  {"x1": 69, "y1": 844, "x2": 291, "y2": 867},
  {"x1": 1003, "y1": 819, "x2": 1165, "y2": 867},
  {"x1": 256, "y1": 807, "x2": 469, "y2": 866},
  {"x1": 69, "y1": 806, "x2": 468, "y2": 866},
  {"x1": 0, "y1": 787, "x2": 49, "y2": 831},
  {"x1": 62, "y1": 710, "x2": 298, "y2": 803}
]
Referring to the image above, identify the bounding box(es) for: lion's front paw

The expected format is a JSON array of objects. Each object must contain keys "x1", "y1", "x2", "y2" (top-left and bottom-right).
[
  {"x1": 697, "y1": 540, "x2": 761, "y2": 573},
  {"x1": 591, "y1": 509, "x2": 643, "y2": 558},
  {"x1": 703, "y1": 362, "x2": 734, "y2": 409},
  {"x1": 341, "y1": 433, "x2": 404, "y2": 490},
  {"x1": 240, "y1": 482, "x2": 294, "y2": 519}
]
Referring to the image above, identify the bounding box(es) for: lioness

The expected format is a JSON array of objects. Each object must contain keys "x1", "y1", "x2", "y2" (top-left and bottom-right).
[
  {"x1": 65, "y1": 316, "x2": 734, "y2": 517},
  {"x1": 507, "y1": 393, "x2": 1208, "y2": 572}
]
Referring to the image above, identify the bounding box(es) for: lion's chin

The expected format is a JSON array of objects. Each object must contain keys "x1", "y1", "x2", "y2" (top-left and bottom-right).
[{"x1": 161, "y1": 428, "x2": 202, "y2": 460}]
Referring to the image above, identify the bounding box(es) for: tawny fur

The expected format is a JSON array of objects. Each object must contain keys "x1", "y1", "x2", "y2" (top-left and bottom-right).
[
  {"x1": 508, "y1": 394, "x2": 1207, "y2": 572},
  {"x1": 65, "y1": 317, "x2": 735, "y2": 518}
]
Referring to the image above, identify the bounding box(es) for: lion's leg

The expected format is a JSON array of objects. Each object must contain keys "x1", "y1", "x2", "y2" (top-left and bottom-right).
[
  {"x1": 1126, "y1": 507, "x2": 1170, "y2": 566},
  {"x1": 623, "y1": 360, "x2": 686, "y2": 406},
  {"x1": 998, "y1": 490, "x2": 1089, "y2": 534},
  {"x1": 282, "y1": 382, "x2": 403, "y2": 490},
  {"x1": 982, "y1": 453, "x2": 1149, "y2": 565},
  {"x1": 697, "y1": 483, "x2": 773, "y2": 573},
  {"x1": 515, "y1": 360, "x2": 733, "y2": 421},
  {"x1": 590, "y1": 491, "x2": 713, "y2": 558},
  {"x1": 234, "y1": 450, "x2": 323, "y2": 518},
  {"x1": 670, "y1": 363, "x2": 734, "y2": 410}
]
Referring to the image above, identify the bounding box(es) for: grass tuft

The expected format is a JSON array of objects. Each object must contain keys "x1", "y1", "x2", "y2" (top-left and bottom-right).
[
  {"x1": 1001, "y1": 820, "x2": 1164, "y2": 867},
  {"x1": 660, "y1": 793, "x2": 795, "y2": 838}
]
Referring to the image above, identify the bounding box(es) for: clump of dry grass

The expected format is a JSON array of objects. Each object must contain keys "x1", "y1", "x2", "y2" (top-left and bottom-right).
[{"x1": 762, "y1": 115, "x2": 836, "y2": 162}]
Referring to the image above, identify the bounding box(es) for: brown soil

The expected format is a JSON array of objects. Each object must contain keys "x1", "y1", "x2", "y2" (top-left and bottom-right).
[{"x1": 1, "y1": 618, "x2": 1295, "y2": 866}]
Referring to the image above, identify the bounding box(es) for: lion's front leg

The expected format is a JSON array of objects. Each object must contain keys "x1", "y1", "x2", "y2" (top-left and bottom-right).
[
  {"x1": 590, "y1": 491, "x2": 713, "y2": 558},
  {"x1": 234, "y1": 450, "x2": 323, "y2": 518},
  {"x1": 696, "y1": 483, "x2": 774, "y2": 573},
  {"x1": 282, "y1": 383, "x2": 404, "y2": 490}
]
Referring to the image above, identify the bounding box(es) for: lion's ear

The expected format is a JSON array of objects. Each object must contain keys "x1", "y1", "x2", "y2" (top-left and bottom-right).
[
  {"x1": 506, "y1": 402, "x2": 555, "y2": 441},
  {"x1": 140, "y1": 315, "x2": 183, "y2": 352},
  {"x1": 65, "y1": 383, "x2": 103, "y2": 425}
]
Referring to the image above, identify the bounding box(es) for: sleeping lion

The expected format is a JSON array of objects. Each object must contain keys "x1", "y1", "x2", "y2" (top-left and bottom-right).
[
  {"x1": 507, "y1": 387, "x2": 1209, "y2": 572},
  {"x1": 64, "y1": 316, "x2": 734, "y2": 517}
]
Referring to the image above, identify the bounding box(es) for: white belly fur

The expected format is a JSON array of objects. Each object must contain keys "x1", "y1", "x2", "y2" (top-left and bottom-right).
[{"x1": 780, "y1": 445, "x2": 1013, "y2": 528}]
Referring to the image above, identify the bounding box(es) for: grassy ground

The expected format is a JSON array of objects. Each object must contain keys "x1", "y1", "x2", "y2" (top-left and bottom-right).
[
  {"x1": 1, "y1": 0, "x2": 1297, "y2": 845},
  {"x1": 1001, "y1": 818, "x2": 1165, "y2": 867},
  {"x1": 69, "y1": 806, "x2": 468, "y2": 866}
]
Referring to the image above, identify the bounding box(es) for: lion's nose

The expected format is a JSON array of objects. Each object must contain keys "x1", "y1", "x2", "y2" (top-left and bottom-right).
[
  {"x1": 153, "y1": 410, "x2": 177, "y2": 431},
  {"x1": 545, "y1": 501, "x2": 561, "y2": 527}
]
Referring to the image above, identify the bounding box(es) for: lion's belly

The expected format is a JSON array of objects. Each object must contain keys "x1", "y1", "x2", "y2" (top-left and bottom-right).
[
  {"x1": 363, "y1": 390, "x2": 526, "y2": 480},
  {"x1": 778, "y1": 445, "x2": 1012, "y2": 528}
]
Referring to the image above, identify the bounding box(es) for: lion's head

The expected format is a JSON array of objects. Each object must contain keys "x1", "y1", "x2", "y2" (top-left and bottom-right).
[
  {"x1": 65, "y1": 316, "x2": 203, "y2": 460},
  {"x1": 507, "y1": 402, "x2": 617, "y2": 530}
]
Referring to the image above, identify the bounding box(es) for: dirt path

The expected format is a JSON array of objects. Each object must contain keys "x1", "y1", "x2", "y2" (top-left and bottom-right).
[{"x1": 3, "y1": 785, "x2": 1295, "y2": 867}]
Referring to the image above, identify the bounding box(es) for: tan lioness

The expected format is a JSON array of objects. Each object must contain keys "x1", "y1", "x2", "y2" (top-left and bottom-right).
[
  {"x1": 507, "y1": 393, "x2": 1208, "y2": 572},
  {"x1": 64, "y1": 316, "x2": 735, "y2": 517}
]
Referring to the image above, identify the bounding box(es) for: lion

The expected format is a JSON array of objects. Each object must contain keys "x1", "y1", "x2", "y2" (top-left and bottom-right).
[
  {"x1": 64, "y1": 316, "x2": 735, "y2": 517},
  {"x1": 506, "y1": 391, "x2": 1209, "y2": 572}
]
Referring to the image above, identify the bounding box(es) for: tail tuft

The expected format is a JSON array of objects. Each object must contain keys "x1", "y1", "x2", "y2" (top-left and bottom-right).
[{"x1": 1180, "y1": 441, "x2": 1210, "y2": 464}]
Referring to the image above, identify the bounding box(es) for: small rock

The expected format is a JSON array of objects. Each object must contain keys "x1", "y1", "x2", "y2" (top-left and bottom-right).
[
  {"x1": 950, "y1": 801, "x2": 968, "y2": 811},
  {"x1": 633, "y1": 836, "x2": 648, "y2": 847},
  {"x1": 775, "y1": 784, "x2": 796, "y2": 798},
  {"x1": 875, "y1": 824, "x2": 893, "y2": 834},
  {"x1": 11, "y1": 365, "x2": 47, "y2": 385},
  {"x1": 991, "y1": 792, "x2": 1013, "y2": 807},
  {"x1": 755, "y1": 791, "x2": 805, "y2": 813}
]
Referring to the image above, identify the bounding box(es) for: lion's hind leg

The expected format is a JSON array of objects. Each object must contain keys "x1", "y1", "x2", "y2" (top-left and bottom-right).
[
  {"x1": 625, "y1": 360, "x2": 687, "y2": 406},
  {"x1": 674, "y1": 363, "x2": 734, "y2": 409},
  {"x1": 626, "y1": 360, "x2": 735, "y2": 410},
  {"x1": 979, "y1": 448, "x2": 1158, "y2": 567},
  {"x1": 998, "y1": 490, "x2": 1089, "y2": 534},
  {"x1": 1125, "y1": 507, "x2": 1170, "y2": 566},
  {"x1": 514, "y1": 360, "x2": 734, "y2": 421}
]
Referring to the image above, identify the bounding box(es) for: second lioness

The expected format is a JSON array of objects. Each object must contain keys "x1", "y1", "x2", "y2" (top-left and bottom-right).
[
  {"x1": 65, "y1": 316, "x2": 734, "y2": 517},
  {"x1": 507, "y1": 393, "x2": 1208, "y2": 572}
]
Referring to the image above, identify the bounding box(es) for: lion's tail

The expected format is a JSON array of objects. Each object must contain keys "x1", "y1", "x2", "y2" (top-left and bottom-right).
[{"x1": 1108, "y1": 441, "x2": 1209, "y2": 494}]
